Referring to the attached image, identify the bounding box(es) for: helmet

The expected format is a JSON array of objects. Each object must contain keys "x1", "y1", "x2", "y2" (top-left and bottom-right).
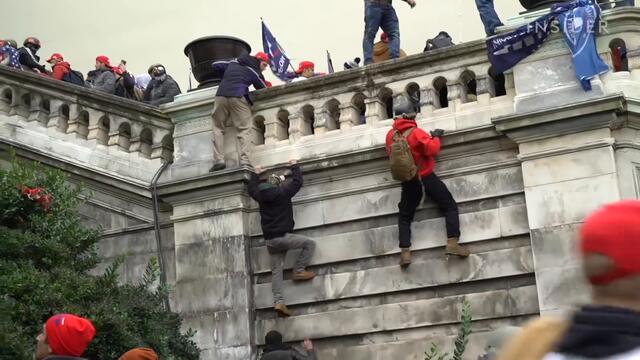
[
  {"x1": 393, "y1": 95, "x2": 419, "y2": 119},
  {"x1": 24, "y1": 37, "x2": 41, "y2": 49},
  {"x1": 5, "y1": 39, "x2": 18, "y2": 48},
  {"x1": 148, "y1": 63, "x2": 165, "y2": 76},
  {"x1": 268, "y1": 173, "x2": 286, "y2": 186},
  {"x1": 254, "y1": 52, "x2": 270, "y2": 63}
]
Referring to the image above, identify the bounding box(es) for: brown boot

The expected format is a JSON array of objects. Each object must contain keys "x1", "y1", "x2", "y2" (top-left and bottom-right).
[
  {"x1": 445, "y1": 237, "x2": 470, "y2": 257},
  {"x1": 292, "y1": 270, "x2": 315, "y2": 281},
  {"x1": 274, "y1": 303, "x2": 292, "y2": 317},
  {"x1": 400, "y1": 248, "x2": 412, "y2": 267}
]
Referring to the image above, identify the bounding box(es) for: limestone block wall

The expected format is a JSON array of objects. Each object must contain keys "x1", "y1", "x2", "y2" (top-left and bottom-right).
[{"x1": 244, "y1": 128, "x2": 536, "y2": 359}]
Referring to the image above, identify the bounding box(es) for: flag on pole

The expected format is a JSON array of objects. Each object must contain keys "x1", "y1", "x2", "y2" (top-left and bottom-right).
[
  {"x1": 261, "y1": 19, "x2": 292, "y2": 81},
  {"x1": 326, "y1": 51, "x2": 335, "y2": 74}
]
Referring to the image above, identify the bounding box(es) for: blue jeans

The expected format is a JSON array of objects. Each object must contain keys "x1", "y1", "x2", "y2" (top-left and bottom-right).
[
  {"x1": 363, "y1": 3, "x2": 400, "y2": 64},
  {"x1": 475, "y1": 0, "x2": 504, "y2": 36}
]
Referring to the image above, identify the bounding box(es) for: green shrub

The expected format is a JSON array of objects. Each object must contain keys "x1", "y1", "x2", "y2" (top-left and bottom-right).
[{"x1": 0, "y1": 153, "x2": 199, "y2": 360}]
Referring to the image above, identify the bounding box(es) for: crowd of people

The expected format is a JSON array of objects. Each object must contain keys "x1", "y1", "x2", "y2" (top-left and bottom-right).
[{"x1": 0, "y1": 37, "x2": 181, "y2": 106}]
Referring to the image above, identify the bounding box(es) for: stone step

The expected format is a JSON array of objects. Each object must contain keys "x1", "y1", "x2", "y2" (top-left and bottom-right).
[
  {"x1": 251, "y1": 204, "x2": 529, "y2": 274},
  {"x1": 255, "y1": 285, "x2": 539, "y2": 344},
  {"x1": 253, "y1": 246, "x2": 533, "y2": 309},
  {"x1": 248, "y1": 165, "x2": 524, "y2": 235}
]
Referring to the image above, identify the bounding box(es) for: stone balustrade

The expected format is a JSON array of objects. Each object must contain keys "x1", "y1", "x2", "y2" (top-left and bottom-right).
[
  {"x1": 0, "y1": 66, "x2": 174, "y2": 182},
  {"x1": 164, "y1": 7, "x2": 640, "y2": 181}
]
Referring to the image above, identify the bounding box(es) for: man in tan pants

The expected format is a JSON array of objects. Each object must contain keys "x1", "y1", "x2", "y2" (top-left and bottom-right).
[{"x1": 210, "y1": 52, "x2": 272, "y2": 172}]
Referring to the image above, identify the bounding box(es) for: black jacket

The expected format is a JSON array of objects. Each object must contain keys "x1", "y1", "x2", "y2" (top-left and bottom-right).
[
  {"x1": 260, "y1": 348, "x2": 317, "y2": 360},
  {"x1": 17, "y1": 47, "x2": 46, "y2": 73},
  {"x1": 144, "y1": 74, "x2": 181, "y2": 106},
  {"x1": 115, "y1": 72, "x2": 136, "y2": 99},
  {"x1": 213, "y1": 53, "x2": 268, "y2": 105},
  {"x1": 248, "y1": 165, "x2": 303, "y2": 240},
  {"x1": 553, "y1": 305, "x2": 640, "y2": 359}
]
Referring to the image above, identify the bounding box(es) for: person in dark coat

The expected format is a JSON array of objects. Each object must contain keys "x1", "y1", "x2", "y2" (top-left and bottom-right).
[
  {"x1": 18, "y1": 37, "x2": 47, "y2": 73},
  {"x1": 34, "y1": 314, "x2": 96, "y2": 360},
  {"x1": 209, "y1": 52, "x2": 272, "y2": 171},
  {"x1": 248, "y1": 160, "x2": 316, "y2": 317},
  {"x1": 114, "y1": 60, "x2": 137, "y2": 100},
  {"x1": 260, "y1": 330, "x2": 317, "y2": 360},
  {"x1": 143, "y1": 63, "x2": 181, "y2": 106}
]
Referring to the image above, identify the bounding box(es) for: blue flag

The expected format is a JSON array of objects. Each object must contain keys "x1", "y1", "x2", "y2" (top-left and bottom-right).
[
  {"x1": 558, "y1": 0, "x2": 609, "y2": 90},
  {"x1": 486, "y1": 1, "x2": 578, "y2": 75},
  {"x1": 262, "y1": 20, "x2": 291, "y2": 82}
]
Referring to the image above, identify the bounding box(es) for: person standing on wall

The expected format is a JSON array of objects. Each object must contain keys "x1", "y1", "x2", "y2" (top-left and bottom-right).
[
  {"x1": 209, "y1": 52, "x2": 272, "y2": 172},
  {"x1": 363, "y1": 0, "x2": 416, "y2": 65},
  {"x1": 248, "y1": 159, "x2": 316, "y2": 317},
  {"x1": 475, "y1": 0, "x2": 504, "y2": 37},
  {"x1": 385, "y1": 97, "x2": 469, "y2": 267}
]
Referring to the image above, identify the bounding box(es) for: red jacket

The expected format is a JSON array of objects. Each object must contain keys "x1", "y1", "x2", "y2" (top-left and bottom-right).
[
  {"x1": 51, "y1": 61, "x2": 71, "y2": 81},
  {"x1": 385, "y1": 118, "x2": 441, "y2": 177}
]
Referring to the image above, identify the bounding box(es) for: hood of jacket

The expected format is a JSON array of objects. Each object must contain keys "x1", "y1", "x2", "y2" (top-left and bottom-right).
[
  {"x1": 238, "y1": 53, "x2": 261, "y2": 72},
  {"x1": 392, "y1": 118, "x2": 417, "y2": 133},
  {"x1": 555, "y1": 305, "x2": 640, "y2": 358}
]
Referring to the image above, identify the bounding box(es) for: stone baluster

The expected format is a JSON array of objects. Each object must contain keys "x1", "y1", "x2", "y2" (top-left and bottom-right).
[
  {"x1": 338, "y1": 103, "x2": 361, "y2": 129},
  {"x1": 66, "y1": 104, "x2": 86, "y2": 137},
  {"x1": 27, "y1": 94, "x2": 45, "y2": 124},
  {"x1": 263, "y1": 118, "x2": 280, "y2": 145},
  {"x1": 447, "y1": 82, "x2": 462, "y2": 108},
  {"x1": 313, "y1": 108, "x2": 330, "y2": 135},
  {"x1": 419, "y1": 87, "x2": 437, "y2": 115},
  {"x1": 87, "y1": 110, "x2": 110, "y2": 145},
  {"x1": 475, "y1": 75, "x2": 491, "y2": 104},
  {"x1": 287, "y1": 112, "x2": 304, "y2": 142},
  {"x1": 364, "y1": 97, "x2": 387, "y2": 125},
  {"x1": 0, "y1": 87, "x2": 12, "y2": 115},
  {"x1": 47, "y1": 99, "x2": 67, "y2": 132}
]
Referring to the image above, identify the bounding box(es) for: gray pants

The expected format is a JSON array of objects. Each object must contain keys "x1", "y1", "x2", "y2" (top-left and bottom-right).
[
  {"x1": 211, "y1": 96, "x2": 253, "y2": 165},
  {"x1": 267, "y1": 233, "x2": 316, "y2": 305}
]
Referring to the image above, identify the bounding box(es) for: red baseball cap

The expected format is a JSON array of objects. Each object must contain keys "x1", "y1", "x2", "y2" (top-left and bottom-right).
[
  {"x1": 580, "y1": 200, "x2": 640, "y2": 285},
  {"x1": 46, "y1": 53, "x2": 64, "y2": 63},
  {"x1": 95, "y1": 55, "x2": 112, "y2": 67},
  {"x1": 296, "y1": 61, "x2": 314, "y2": 74},
  {"x1": 254, "y1": 52, "x2": 270, "y2": 63},
  {"x1": 45, "y1": 314, "x2": 96, "y2": 357}
]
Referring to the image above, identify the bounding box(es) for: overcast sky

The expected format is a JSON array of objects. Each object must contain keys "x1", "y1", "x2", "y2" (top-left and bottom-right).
[{"x1": 3, "y1": 0, "x2": 525, "y2": 90}]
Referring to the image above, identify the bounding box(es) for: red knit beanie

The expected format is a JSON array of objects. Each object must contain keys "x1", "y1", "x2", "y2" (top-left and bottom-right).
[
  {"x1": 580, "y1": 200, "x2": 640, "y2": 285},
  {"x1": 45, "y1": 314, "x2": 96, "y2": 357}
]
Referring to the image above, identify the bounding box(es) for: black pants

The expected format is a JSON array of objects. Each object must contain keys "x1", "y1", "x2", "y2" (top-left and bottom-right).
[{"x1": 398, "y1": 173, "x2": 460, "y2": 248}]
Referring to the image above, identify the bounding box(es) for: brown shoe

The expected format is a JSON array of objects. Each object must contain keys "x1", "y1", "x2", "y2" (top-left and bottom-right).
[
  {"x1": 274, "y1": 303, "x2": 291, "y2": 317},
  {"x1": 400, "y1": 248, "x2": 412, "y2": 267},
  {"x1": 292, "y1": 270, "x2": 315, "y2": 281},
  {"x1": 445, "y1": 237, "x2": 470, "y2": 257}
]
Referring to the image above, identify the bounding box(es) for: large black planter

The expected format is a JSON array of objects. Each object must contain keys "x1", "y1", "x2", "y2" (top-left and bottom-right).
[
  {"x1": 184, "y1": 36, "x2": 251, "y2": 90},
  {"x1": 519, "y1": 0, "x2": 565, "y2": 10}
]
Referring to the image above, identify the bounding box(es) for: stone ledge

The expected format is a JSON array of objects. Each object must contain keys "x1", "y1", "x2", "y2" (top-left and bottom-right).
[
  {"x1": 251, "y1": 204, "x2": 529, "y2": 274},
  {"x1": 253, "y1": 246, "x2": 533, "y2": 308},
  {"x1": 255, "y1": 285, "x2": 539, "y2": 344}
]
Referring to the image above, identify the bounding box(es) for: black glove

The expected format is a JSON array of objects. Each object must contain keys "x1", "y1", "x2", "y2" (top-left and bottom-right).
[{"x1": 430, "y1": 129, "x2": 445, "y2": 138}]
